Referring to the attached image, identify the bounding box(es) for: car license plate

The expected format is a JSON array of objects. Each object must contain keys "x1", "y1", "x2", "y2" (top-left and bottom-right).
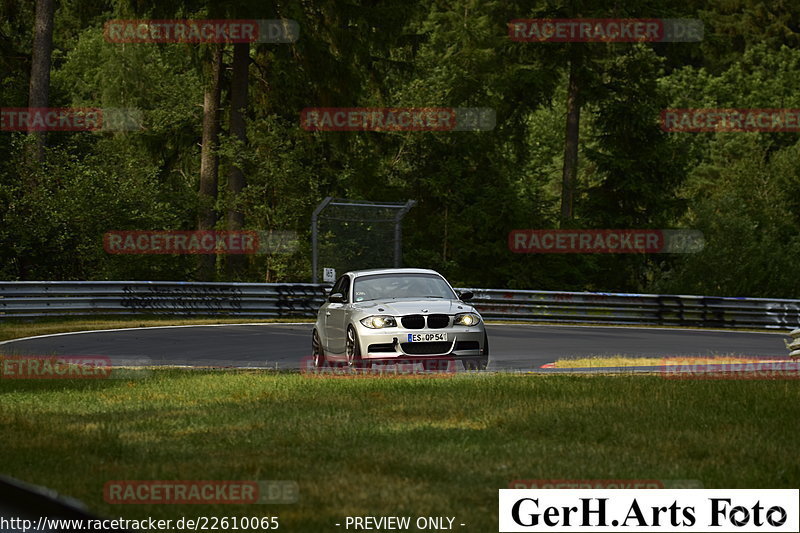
[{"x1": 407, "y1": 333, "x2": 447, "y2": 342}]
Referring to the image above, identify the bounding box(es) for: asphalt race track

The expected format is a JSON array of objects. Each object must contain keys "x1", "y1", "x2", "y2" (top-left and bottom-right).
[{"x1": 0, "y1": 323, "x2": 790, "y2": 371}]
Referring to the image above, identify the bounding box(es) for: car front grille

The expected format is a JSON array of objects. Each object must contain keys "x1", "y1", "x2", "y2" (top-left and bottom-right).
[
  {"x1": 400, "y1": 341, "x2": 452, "y2": 355},
  {"x1": 400, "y1": 314, "x2": 451, "y2": 329},
  {"x1": 427, "y1": 314, "x2": 450, "y2": 328},
  {"x1": 401, "y1": 315, "x2": 425, "y2": 329}
]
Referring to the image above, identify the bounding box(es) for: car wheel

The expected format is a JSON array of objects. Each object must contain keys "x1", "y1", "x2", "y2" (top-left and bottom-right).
[
  {"x1": 312, "y1": 329, "x2": 326, "y2": 368},
  {"x1": 464, "y1": 358, "x2": 489, "y2": 371},
  {"x1": 422, "y1": 359, "x2": 440, "y2": 372},
  {"x1": 422, "y1": 359, "x2": 450, "y2": 372},
  {"x1": 346, "y1": 326, "x2": 371, "y2": 369}
]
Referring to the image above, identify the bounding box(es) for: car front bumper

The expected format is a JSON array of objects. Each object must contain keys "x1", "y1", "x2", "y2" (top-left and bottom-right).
[{"x1": 353, "y1": 324, "x2": 485, "y2": 361}]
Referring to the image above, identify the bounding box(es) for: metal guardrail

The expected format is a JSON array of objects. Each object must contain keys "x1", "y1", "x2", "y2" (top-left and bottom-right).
[
  {"x1": 0, "y1": 281, "x2": 328, "y2": 319},
  {"x1": 465, "y1": 288, "x2": 800, "y2": 329},
  {"x1": 1, "y1": 281, "x2": 799, "y2": 330}
]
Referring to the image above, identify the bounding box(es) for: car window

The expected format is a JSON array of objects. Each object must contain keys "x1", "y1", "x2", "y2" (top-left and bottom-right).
[
  {"x1": 353, "y1": 273, "x2": 456, "y2": 302},
  {"x1": 339, "y1": 276, "x2": 350, "y2": 302},
  {"x1": 330, "y1": 276, "x2": 346, "y2": 298}
]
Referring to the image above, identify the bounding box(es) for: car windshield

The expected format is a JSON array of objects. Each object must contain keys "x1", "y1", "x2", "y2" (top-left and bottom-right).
[{"x1": 352, "y1": 273, "x2": 457, "y2": 302}]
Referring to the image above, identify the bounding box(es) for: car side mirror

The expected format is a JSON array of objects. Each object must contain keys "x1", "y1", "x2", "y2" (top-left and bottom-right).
[
  {"x1": 459, "y1": 291, "x2": 474, "y2": 302},
  {"x1": 328, "y1": 292, "x2": 345, "y2": 303}
]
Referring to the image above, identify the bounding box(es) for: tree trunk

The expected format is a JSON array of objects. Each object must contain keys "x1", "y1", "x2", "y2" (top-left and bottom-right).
[
  {"x1": 198, "y1": 44, "x2": 223, "y2": 280},
  {"x1": 27, "y1": 0, "x2": 54, "y2": 166},
  {"x1": 560, "y1": 57, "x2": 581, "y2": 226},
  {"x1": 226, "y1": 43, "x2": 249, "y2": 278}
]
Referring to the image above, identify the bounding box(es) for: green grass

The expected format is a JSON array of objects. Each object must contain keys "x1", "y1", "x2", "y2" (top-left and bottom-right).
[
  {"x1": 1, "y1": 370, "x2": 798, "y2": 531},
  {"x1": 0, "y1": 316, "x2": 311, "y2": 342}
]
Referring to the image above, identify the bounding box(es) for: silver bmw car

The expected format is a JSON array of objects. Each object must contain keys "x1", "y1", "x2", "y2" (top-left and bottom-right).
[{"x1": 312, "y1": 268, "x2": 488, "y2": 370}]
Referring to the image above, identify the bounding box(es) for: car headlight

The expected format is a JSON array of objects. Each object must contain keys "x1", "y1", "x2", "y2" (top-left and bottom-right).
[
  {"x1": 454, "y1": 312, "x2": 480, "y2": 326},
  {"x1": 359, "y1": 315, "x2": 397, "y2": 329}
]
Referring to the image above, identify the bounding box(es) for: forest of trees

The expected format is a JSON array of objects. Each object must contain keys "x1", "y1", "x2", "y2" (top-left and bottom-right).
[{"x1": 1, "y1": 0, "x2": 799, "y2": 297}]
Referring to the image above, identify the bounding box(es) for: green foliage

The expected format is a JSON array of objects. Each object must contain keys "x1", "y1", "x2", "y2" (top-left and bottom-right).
[
  {"x1": 656, "y1": 136, "x2": 800, "y2": 297},
  {"x1": 2, "y1": 0, "x2": 800, "y2": 297},
  {"x1": 655, "y1": 44, "x2": 800, "y2": 297},
  {"x1": 0, "y1": 135, "x2": 195, "y2": 280}
]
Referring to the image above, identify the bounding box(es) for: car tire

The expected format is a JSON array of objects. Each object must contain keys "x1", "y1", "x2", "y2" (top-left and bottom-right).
[
  {"x1": 346, "y1": 325, "x2": 371, "y2": 369},
  {"x1": 464, "y1": 359, "x2": 487, "y2": 370},
  {"x1": 312, "y1": 329, "x2": 326, "y2": 368},
  {"x1": 422, "y1": 359, "x2": 447, "y2": 372}
]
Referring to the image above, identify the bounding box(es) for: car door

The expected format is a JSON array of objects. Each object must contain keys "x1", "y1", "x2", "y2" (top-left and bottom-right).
[{"x1": 324, "y1": 275, "x2": 350, "y2": 355}]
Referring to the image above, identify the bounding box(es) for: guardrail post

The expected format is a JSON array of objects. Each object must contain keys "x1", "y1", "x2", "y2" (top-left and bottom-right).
[
  {"x1": 394, "y1": 200, "x2": 416, "y2": 268},
  {"x1": 311, "y1": 197, "x2": 333, "y2": 284}
]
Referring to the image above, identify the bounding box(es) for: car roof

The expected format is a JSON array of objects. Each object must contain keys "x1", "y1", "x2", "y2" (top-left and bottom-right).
[{"x1": 347, "y1": 268, "x2": 443, "y2": 278}]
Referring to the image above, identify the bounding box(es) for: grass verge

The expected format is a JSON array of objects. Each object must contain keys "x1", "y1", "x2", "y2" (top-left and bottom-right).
[{"x1": 0, "y1": 370, "x2": 798, "y2": 531}]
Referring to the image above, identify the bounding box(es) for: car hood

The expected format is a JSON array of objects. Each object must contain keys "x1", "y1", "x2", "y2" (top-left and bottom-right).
[{"x1": 351, "y1": 298, "x2": 476, "y2": 316}]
